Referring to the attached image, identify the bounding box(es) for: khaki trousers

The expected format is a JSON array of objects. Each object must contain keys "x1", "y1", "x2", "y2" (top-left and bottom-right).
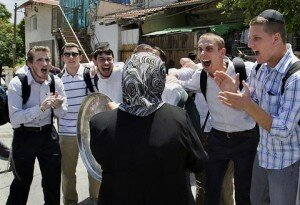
[{"x1": 60, "y1": 136, "x2": 100, "y2": 205}]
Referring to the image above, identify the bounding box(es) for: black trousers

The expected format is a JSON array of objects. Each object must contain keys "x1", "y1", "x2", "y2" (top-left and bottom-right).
[
  {"x1": 6, "y1": 127, "x2": 61, "y2": 205},
  {"x1": 204, "y1": 127, "x2": 259, "y2": 205}
]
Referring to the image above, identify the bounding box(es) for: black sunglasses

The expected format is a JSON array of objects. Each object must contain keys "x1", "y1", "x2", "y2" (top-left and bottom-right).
[{"x1": 63, "y1": 52, "x2": 79, "y2": 57}]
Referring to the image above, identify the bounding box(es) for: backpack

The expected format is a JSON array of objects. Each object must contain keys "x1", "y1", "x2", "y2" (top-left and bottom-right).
[
  {"x1": 255, "y1": 61, "x2": 300, "y2": 95},
  {"x1": 0, "y1": 74, "x2": 55, "y2": 126},
  {"x1": 58, "y1": 66, "x2": 99, "y2": 93}
]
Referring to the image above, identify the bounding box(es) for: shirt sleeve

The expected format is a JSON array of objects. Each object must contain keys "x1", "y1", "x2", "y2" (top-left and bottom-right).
[
  {"x1": 177, "y1": 67, "x2": 195, "y2": 81},
  {"x1": 53, "y1": 75, "x2": 68, "y2": 118},
  {"x1": 269, "y1": 73, "x2": 300, "y2": 140},
  {"x1": 183, "y1": 112, "x2": 207, "y2": 173},
  {"x1": 178, "y1": 69, "x2": 202, "y2": 92}
]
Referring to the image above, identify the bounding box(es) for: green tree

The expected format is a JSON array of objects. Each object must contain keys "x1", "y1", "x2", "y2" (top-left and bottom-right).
[
  {"x1": 217, "y1": 0, "x2": 300, "y2": 33},
  {"x1": 0, "y1": 3, "x2": 12, "y2": 21},
  {"x1": 0, "y1": 3, "x2": 25, "y2": 67}
]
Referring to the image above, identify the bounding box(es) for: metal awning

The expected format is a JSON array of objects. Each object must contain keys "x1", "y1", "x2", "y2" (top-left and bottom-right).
[{"x1": 143, "y1": 22, "x2": 244, "y2": 37}]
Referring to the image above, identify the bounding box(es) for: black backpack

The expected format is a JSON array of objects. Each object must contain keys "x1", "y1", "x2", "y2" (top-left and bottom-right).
[
  {"x1": 58, "y1": 66, "x2": 99, "y2": 94},
  {"x1": 255, "y1": 61, "x2": 300, "y2": 95},
  {"x1": 0, "y1": 74, "x2": 55, "y2": 125}
]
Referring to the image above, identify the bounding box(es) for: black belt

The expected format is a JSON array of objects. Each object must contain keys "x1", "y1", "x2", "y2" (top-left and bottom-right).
[
  {"x1": 14, "y1": 124, "x2": 52, "y2": 133},
  {"x1": 211, "y1": 127, "x2": 256, "y2": 138}
]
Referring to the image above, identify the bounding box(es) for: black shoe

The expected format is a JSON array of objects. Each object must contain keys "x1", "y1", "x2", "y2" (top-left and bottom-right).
[{"x1": 0, "y1": 141, "x2": 10, "y2": 160}]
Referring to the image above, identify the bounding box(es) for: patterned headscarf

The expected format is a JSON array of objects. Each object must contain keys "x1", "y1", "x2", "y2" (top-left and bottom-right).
[{"x1": 119, "y1": 52, "x2": 166, "y2": 116}]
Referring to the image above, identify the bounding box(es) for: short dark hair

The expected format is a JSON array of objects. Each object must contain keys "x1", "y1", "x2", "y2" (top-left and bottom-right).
[
  {"x1": 93, "y1": 48, "x2": 114, "y2": 59},
  {"x1": 62, "y1": 42, "x2": 82, "y2": 55},
  {"x1": 27, "y1": 46, "x2": 51, "y2": 63}
]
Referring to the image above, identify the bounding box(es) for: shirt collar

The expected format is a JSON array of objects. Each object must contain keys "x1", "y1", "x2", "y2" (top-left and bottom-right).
[
  {"x1": 264, "y1": 44, "x2": 293, "y2": 74},
  {"x1": 62, "y1": 64, "x2": 84, "y2": 77}
]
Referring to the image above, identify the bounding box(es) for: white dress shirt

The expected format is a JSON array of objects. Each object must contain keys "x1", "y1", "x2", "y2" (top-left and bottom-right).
[
  {"x1": 179, "y1": 59, "x2": 256, "y2": 132},
  {"x1": 8, "y1": 68, "x2": 67, "y2": 129}
]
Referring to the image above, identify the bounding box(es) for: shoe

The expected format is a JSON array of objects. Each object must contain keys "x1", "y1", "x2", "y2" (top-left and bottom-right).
[
  {"x1": 0, "y1": 141, "x2": 10, "y2": 160},
  {"x1": 77, "y1": 197, "x2": 98, "y2": 205}
]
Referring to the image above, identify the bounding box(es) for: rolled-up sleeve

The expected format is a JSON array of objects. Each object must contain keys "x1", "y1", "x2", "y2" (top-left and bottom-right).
[
  {"x1": 269, "y1": 74, "x2": 300, "y2": 141},
  {"x1": 178, "y1": 69, "x2": 202, "y2": 92}
]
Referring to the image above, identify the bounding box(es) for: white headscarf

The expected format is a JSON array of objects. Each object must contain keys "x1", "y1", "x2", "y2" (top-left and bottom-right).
[{"x1": 119, "y1": 52, "x2": 166, "y2": 116}]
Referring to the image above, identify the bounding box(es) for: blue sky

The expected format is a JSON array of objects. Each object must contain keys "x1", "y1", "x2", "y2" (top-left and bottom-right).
[{"x1": 0, "y1": 0, "x2": 26, "y2": 23}]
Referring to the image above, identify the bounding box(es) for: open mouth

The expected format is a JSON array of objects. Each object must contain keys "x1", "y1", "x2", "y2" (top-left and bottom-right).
[
  {"x1": 202, "y1": 60, "x2": 211, "y2": 68},
  {"x1": 41, "y1": 68, "x2": 47, "y2": 74},
  {"x1": 101, "y1": 67, "x2": 111, "y2": 72}
]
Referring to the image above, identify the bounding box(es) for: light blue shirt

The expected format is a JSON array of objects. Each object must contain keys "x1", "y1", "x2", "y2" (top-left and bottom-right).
[
  {"x1": 249, "y1": 47, "x2": 300, "y2": 169},
  {"x1": 8, "y1": 68, "x2": 68, "y2": 128}
]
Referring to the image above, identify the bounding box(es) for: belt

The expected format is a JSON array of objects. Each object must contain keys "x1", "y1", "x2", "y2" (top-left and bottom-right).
[
  {"x1": 211, "y1": 127, "x2": 256, "y2": 139},
  {"x1": 14, "y1": 124, "x2": 52, "y2": 133}
]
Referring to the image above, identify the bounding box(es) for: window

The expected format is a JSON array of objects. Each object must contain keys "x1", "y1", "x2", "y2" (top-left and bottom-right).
[{"x1": 30, "y1": 15, "x2": 37, "y2": 31}]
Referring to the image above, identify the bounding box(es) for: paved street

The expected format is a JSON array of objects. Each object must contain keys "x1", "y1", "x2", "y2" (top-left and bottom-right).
[{"x1": 0, "y1": 123, "x2": 95, "y2": 205}]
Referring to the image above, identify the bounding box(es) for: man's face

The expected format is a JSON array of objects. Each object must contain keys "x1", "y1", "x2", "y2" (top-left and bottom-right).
[
  {"x1": 28, "y1": 51, "x2": 51, "y2": 83},
  {"x1": 248, "y1": 24, "x2": 279, "y2": 66},
  {"x1": 294, "y1": 51, "x2": 300, "y2": 59},
  {"x1": 62, "y1": 47, "x2": 82, "y2": 69},
  {"x1": 94, "y1": 53, "x2": 114, "y2": 78},
  {"x1": 197, "y1": 38, "x2": 225, "y2": 75}
]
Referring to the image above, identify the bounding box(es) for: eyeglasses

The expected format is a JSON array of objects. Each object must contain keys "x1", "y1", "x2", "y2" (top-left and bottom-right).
[{"x1": 63, "y1": 52, "x2": 79, "y2": 57}]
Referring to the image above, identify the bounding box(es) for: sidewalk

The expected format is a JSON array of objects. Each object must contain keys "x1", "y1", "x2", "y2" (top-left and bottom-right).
[{"x1": 0, "y1": 123, "x2": 94, "y2": 205}]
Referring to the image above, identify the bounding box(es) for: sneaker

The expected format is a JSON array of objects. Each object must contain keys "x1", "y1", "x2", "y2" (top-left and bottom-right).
[{"x1": 0, "y1": 141, "x2": 10, "y2": 161}]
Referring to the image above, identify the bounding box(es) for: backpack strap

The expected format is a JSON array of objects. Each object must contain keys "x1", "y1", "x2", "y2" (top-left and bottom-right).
[
  {"x1": 49, "y1": 73, "x2": 55, "y2": 94},
  {"x1": 255, "y1": 64, "x2": 262, "y2": 73},
  {"x1": 17, "y1": 74, "x2": 30, "y2": 105},
  {"x1": 83, "y1": 67, "x2": 96, "y2": 93},
  {"x1": 199, "y1": 70, "x2": 210, "y2": 131},
  {"x1": 200, "y1": 69, "x2": 208, "y2": 100},
  {"x1": 49, "y1": 74, "x2": 55, "y2": 125},
  {"x1": 281, "y1": 61, "x2": 300, "y2": 95},
  {"x1": 232, "y1": 57, "x2": 247, "y2": 90},
  {"x1": 57, "y1": 69, "x2": 65, "y2": 78},
  {"x1": 93, "y1": 74, "x2": 99, "y2": 92},
  {"x1": 201, "y1": 111, "x2": 210, "y2": 132}
]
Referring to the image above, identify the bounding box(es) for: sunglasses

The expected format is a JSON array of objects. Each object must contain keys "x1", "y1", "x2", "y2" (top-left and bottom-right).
[{"x1": 63, "y1": 52, "x2": 79, "y2": 57}]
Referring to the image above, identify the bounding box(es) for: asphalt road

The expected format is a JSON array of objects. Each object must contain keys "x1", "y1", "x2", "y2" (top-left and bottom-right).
[{"x1": 0, "y1": 123, "x2": 95, "y2": 205}]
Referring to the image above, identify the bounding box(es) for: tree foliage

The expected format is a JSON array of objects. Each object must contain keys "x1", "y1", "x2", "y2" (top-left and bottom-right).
[
  {"x1": 217, "y1": 0, "x2": 300, "y2": 33},
  {"x1": 0, "y1": 3, "x2": 25, "y2": 67}
]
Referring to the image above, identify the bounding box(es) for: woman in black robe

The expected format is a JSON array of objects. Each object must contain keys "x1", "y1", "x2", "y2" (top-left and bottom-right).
[{"x1": 90, "y1": 51, "x2": 207, "y2": 205}]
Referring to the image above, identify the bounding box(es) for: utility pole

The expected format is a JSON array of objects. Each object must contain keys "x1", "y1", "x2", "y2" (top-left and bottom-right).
[{"x1": 12, "y1": 3, "x2": 17, "y2": 67}]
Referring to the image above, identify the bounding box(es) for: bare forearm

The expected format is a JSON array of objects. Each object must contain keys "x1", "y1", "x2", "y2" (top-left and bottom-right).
[{"x1": 244, "y1": 100, "x2": 272, "y2": 131}]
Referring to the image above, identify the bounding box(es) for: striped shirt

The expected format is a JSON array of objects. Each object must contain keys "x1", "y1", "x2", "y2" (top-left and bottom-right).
[
  {"x1": 249, "y1": 47, "x2": 300, "y2": 169},
  {"x1": 58, "y1": 65, "x2": 94, "y2": 136}
]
